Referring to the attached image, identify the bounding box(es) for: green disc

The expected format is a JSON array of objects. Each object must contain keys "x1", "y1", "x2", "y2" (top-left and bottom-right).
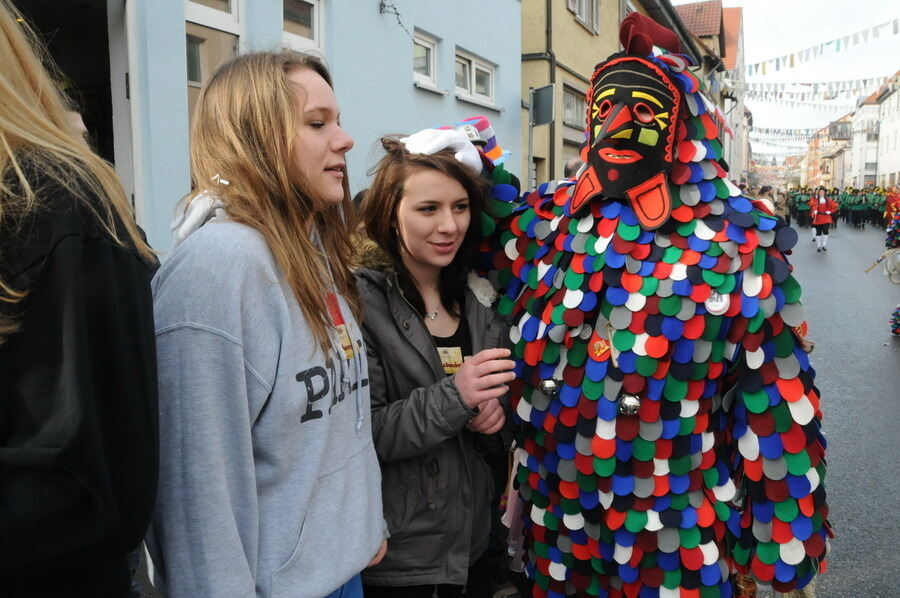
[
  {"x1": 771, "y1": 402, "x2": 794, "y2": 433},
  {"x1": 636, "y1": 355, "x2": 659, "y2": 377},
  {"x1": 633, "y1": 437, "x2": 656, "y2": 461},
  {"x1": 717, "y1": 274, "x2": 737, "y2": 294},
  {"x1": 702, "y1": 269, "x2": 725, "y2": 287},
  {"x1": 747, "y1": 309, "x2": 766, "y2": 333},
  {"x1": 731, "y1": 542, "x2": 750, "y2": 565},
  {"x1": 676, "y1": 220, "x2": 696, "y2": 237},
  {"x1": 498, "y1": 296, "x2": 515, "y2": 317},
  {"x1": 752, "y1": 248, "x2": 766, "y2": 275},
  {"x1": 551, "y1": 304, "x2": 567, "y2": 325},
  {"x1": 702, "y1": 316, "x2": 722, "y2": 340},
  {"x1": 670, "y1": 493, "x2": 689, "y2": 510},
  {"x1": 577, "y1": 472, "x2": 598, "y2": 491},
  {"x1": 785, "y1": 450, "x2": 812, "y2": 475},
  {"x1": 640, "y1": 276, "x2": 660, "y2": 296},
  {"x1": 663, "y1": 376, "x2": 688, "y2": 401},
  {"x1": 678, "y1": 416, "x2": 696, "y2": 435},
  {"x1": 594, "y1": 457, "x2": 615, "y2": 477},
  {"x1": 702, "y1": 465, "x2": 721, "y2": 488},
  {"x1": 527, "y1": 264, "x2": 539, "y2": 289},
  {"x1": 772, "y1": 328, "x2": 796, "y2": 358},
  {"x1": 756, "y1": 541, "x2": 779, "y2": 565},
  {"x1": 706, "y1": 242, "x2": 724, "y2": 257},
  {"x1": 714, "y1": 500, "x2": 732, "y2": 522},
  {"x1": 625, "y1": 510, "x2": 649, "y2": 533},
  {"x1": 669, "y1": 454, "x2": 692, "y2": 475},
  {"x1": 583, "y1": 378, "x2": 604, "y2": 400},
  {"x1": 774, "y1": 498, "x2": 799, "y2": 522},
  {"x1": 742, "y1": 388, "x2": 769, "y2": 414},
  {"x1": 561, "y1": 497, "x2": 581, "y2": 515},
  {"x1": 660, "y1": 295, "x2": 683, "y2": 316},
  {"x1": 568, "y1": 341, "x2": 587, "y2": 367},
  {"x1": 709, "y1": 339, "x2": 725, "y2": 362},
  {"x1": 781, "y1": 275, "x2": 802, "y2": 303},
  {"x1": 618, "y1": 221, "x2": 641, "y2": 241},
  {"x1": 613, "y1": 329, "x2": 636, "y2": 352},
  {"x1": 542, "y1": 341, "x2": 560, "y2": 365},
  {"x1": 533, "y1": 540, "x2": 550, "y2": 559},
  {"x1": 565, "y1": 269, "x2": 585, "y2": 289},
  {"x1": 663, "y1": 246, "x2": 684, "y2": 264},
  {"x1": 663, "y1": 568, "x2": 682, "y2": 589},
  {"x1": 679, "y1": 526, "x2": 701, "y2": 549}
]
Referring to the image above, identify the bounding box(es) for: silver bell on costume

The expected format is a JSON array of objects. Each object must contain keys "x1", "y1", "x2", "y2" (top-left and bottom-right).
[
  {"x1": 539, "y1": 378, "x2": 560, "y2": 398},
  {"x1": 617, "y1": 393, "x2": 641, "y2": 416}
]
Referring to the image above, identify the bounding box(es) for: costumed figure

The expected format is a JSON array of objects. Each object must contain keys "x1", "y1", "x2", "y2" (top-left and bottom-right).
[
  {"x1": 809, "y1": 188, "x2": 837, "y2": 253},
  {"x1": 401, "y1": 14, "x2": 832, "y2": 598}
]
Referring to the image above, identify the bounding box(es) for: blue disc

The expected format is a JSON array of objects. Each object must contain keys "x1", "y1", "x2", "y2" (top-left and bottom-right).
[
  {"x1": 698, "y1": 180, "x2": 717, "y2": 203},
  {"x1": 730, "y1": 195, "x2": 753, "y2": 213},
  {"x1": 726, "y1": 222, "x2": 747, "y2": 244},
  {"x1": 790, "y1": 515, "x2": 814, "y2": 541},
  {"x1": 758, "y1": 433, "x2": 784, "y2": 460},
  {"x1": 612, "y1": 474, "x2": 635, "y2": 495},
  {"x1": 751, "y1": 499, "x2": 774, "y2": 523}
]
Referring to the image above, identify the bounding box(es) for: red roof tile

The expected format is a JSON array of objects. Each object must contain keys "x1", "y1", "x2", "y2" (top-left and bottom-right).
[
  {"x1": 674, "y1": 0, "x2": 723, "y2": 38},
  {"x1": 722, "y1": 7, "x2": 741, "y2": 71}
]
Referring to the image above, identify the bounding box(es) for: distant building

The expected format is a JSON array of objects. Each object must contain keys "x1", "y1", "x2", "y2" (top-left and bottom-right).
[
  {"x1": 876, "y1": 77, "x2": 900, "y2": 188},
  {"x1": 849, "y1": 91, "x2": 881, "y2": 188}
]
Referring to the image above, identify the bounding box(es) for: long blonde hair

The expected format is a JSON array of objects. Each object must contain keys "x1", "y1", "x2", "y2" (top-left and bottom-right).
[
  {"x1": 0, "y1": 0, "x2": 154, "y2": 343},
  {"x1": 188, "y1": 51, "x2": 360, "y2": 351}
]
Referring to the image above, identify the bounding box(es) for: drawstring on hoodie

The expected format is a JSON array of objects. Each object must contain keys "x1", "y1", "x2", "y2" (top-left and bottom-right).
[{"x1": 317, "y1": 228, "x2": 365, "y2": 432}]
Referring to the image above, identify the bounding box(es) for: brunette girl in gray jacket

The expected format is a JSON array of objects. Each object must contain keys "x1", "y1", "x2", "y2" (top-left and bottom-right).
[{"x1": 356, "y1": 138, "x2": 515, "y2": 597}]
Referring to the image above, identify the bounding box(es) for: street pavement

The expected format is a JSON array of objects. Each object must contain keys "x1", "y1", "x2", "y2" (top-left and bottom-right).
[
  {"x1": 135, "y1": 222, "x2": 900, "y2": 597},
  {"x1": 769, "y1": 222, "x2": 900, "y2": 597}
]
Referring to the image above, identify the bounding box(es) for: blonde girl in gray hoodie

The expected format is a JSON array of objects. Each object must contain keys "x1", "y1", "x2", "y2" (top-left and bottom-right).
[{"x1": 147, "y1": 52, "x2": 385, "y2": 598}]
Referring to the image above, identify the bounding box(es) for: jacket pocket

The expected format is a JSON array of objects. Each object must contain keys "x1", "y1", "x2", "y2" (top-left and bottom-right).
[{"x1": 269, "y1": 447, "x2": 381, "y2": 598}]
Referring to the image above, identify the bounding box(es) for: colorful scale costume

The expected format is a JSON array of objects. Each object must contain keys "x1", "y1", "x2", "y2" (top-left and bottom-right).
[{"x1": 479, "y1": 14, "x2": 830, "y2": 598}]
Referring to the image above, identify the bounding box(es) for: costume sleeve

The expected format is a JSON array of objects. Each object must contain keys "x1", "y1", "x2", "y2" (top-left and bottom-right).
[
  {"x1": 0, "y1": 234, "x2": 158, "y2": 576},
  {"x1": 146, "y1": 325, "x2": 266, "y2": 598},
  {"x1": 364, "y1": 329, "x2": 479, "y2": 463},
  {"x1": 725, "y1": 216, "x2": 830, "y2": 592}
]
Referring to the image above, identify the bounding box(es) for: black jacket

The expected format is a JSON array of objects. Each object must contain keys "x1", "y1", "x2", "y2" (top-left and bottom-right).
[
  {"x1": 356, "y1": 263, "x2": 510, "y2": 588},
  {"x1": 0, "y1": 175, "x2": 158, "y2": 597}
]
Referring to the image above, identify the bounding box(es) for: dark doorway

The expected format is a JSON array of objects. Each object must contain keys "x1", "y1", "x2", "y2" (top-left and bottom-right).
[{"x1": 15, "y1": 0, "x2": 115, "y2": 163}]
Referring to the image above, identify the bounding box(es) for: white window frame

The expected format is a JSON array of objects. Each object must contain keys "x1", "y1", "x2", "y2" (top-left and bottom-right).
[
  {"x1": 563, "y1": 85, "x2": 587, "y2": 129},
  {"x1": 568, "y1": 0, "x2": 600, "y2": 34},
  {"x1": 186, "y1": 0, "x2": 240, "y2": 37},
  {"x1": 454, "y1": 49, "x2": 495, "y2": 105},
  {"x1": 413, "y1": 31, "x2": 437, "y2": 88},
  {"x1": 282, "y1": 0, "x2": 322, "y2": 53}
]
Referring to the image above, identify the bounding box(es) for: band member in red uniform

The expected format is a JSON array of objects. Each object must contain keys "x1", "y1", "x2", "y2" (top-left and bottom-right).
[{"x1": 811, "y1": 186, "x2": 838, "y2": 252}]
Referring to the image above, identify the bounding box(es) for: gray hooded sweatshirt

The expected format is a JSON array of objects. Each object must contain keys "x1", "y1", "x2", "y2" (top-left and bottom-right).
[{"x1": 146, "y1": 194, "x2": 383, "y2": 598}]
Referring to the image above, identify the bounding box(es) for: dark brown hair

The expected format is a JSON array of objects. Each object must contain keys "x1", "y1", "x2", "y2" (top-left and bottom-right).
[{"x1": 362, "y1": 136, "x2": 488, "y2": 318}]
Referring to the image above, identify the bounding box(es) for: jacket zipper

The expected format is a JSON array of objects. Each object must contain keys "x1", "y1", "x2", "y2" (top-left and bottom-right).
[{"x1": 394, "y1": 275, "x2": 477, "y2": 580}]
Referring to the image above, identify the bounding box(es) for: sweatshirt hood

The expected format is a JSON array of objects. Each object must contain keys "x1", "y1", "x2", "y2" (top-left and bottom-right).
[{"x1": 171, "y1": 190, "x2": 227, "y2": 248}]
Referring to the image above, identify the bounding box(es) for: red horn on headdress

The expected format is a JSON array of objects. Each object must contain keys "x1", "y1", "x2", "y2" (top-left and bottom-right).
[{"x1": 619, "y1": 12, "x2": 681, "y2": 56}]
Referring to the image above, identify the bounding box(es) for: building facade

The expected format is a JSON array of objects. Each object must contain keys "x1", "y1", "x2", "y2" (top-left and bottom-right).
[
  {"x1": 849, "y1": 95, "x2": 881, "y2": 188},
  {"x1": 18, "y1": 0, "x2": 522, "y2": 251},
  {"x1": 877, "y1": 83, "x2": 900, "y2": 188}
]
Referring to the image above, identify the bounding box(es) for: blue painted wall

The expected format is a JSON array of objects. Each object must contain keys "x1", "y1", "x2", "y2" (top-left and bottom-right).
[
  {"x1": 324, "y1": 0, "x2": 522, "y2": 195},
  {"x1": 137, "y1": 0, "x2": 521, "y2": 250}
]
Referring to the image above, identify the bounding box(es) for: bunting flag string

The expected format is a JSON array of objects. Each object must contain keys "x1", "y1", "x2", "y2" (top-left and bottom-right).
[
  {"x1": 732, "y1": 76, "x2": 890, "y2": 101},
  {"x1": 744, "y1": 93, "x2": 856, "y2": 112},
  {"x1": 734, "y1": 19, "x2": 899, "y2": 77}
]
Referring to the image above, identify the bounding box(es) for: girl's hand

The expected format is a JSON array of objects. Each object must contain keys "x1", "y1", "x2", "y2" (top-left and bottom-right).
[
  {"x1": 367, "y1": 540, "x2": 388, "y2": 568},
  {"x1": 453, "y1": 348, "x2": 515, "y2": 409},
  {"x1": 467, "y1": 398, "x2": 505, "y2": 435}
]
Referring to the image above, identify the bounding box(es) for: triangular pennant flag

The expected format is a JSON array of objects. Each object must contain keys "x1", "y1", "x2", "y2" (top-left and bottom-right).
[
  {"x1": 790, "y1": 54, "x2": 795, "y2": 67},
  {"x1": 894, "y1": 19, "x2": 899, "y2": 35},
  {"x1": 863, "y1": 29, "x2": 869, "y2": 43},
  {"x1": 853, "y1": 32, "x2": 860, "y2": 45}
]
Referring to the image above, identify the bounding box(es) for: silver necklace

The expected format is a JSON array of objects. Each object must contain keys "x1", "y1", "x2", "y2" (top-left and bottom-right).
[{"x1": 425, "y1": 308, "x2": 439, "y2": 320}]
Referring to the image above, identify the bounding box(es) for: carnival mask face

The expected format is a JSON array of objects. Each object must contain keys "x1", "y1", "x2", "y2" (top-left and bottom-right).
[{"x1": 586, "y1": 58, "x2": 679, "y2": 199}]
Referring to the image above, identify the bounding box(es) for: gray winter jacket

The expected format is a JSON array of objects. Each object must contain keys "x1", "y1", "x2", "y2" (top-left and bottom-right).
[{"x1": 356, "y1": 265, "x2": 510, "y2": 588}]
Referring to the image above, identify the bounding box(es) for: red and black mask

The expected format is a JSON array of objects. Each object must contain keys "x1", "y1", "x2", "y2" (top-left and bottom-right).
[
  {"x1": 570, "y1": 13, "x2": 684, "y2": 230},
  {"x1": 588, "y1": 58, "x2": 678, "y2": 201}
]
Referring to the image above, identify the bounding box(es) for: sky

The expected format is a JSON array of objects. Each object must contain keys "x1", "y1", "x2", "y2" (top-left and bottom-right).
[{"x1": 671, "y1": 0, "x2": 900, "y2": 156}]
